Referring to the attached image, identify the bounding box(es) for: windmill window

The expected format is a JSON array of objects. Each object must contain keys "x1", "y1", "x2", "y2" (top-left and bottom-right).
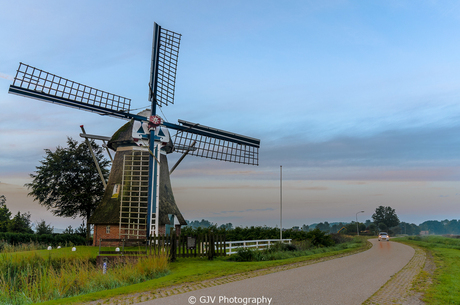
[
  {"x1": 106, "y1": 226, "x2": 110, "y2": 234},
  {"x1": 112, "y1": 184, "x2": 120, "y2": 198}
]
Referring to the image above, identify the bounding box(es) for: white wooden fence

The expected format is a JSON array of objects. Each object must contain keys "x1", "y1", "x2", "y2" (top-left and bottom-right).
[{"x1": 225, "y1": 239, "x2": 292, "y2": 255}]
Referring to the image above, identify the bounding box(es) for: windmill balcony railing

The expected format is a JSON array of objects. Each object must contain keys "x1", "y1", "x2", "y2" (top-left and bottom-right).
[{"x1": 225, "y1": 239, "x2": 292, "y2": 255}]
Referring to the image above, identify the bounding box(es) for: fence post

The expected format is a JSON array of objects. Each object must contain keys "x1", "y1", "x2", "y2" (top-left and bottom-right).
[
  {"x1": 208, "y1": 234, "x2": 214, "y2": 260},
  {"x1": 170, "y1": 228, "x2": 177, "y2": 262}
]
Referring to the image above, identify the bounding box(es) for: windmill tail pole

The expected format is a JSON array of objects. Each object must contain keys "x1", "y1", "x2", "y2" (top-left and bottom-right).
[
  {"x1": 80, "y1": 125, "x2": 107, "y2": 189},
  {"x1": 169, "y1": 140, "x2": 196, "y2": 175},
  {"x1": 102, "y1": 140, "x2": 113, "y2": 162}
]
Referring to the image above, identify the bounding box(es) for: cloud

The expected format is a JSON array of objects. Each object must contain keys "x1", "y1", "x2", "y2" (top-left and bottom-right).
[
  {"x1": 173, "y1": 184, "x2": 328, "y2": 191},
  {"x1": 0, "y1": 73, "x2": 13, "y2": 81},
  {"x1": 212, "y1": 208, "x2": 275, "y2": 215},
  {"x1": 264, "y1": 124, "x2": 460, "y2": 167}
]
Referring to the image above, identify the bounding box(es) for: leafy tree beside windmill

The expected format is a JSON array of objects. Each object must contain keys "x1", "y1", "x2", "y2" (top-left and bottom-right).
[
  {"x1": 25, "y1": 138, "x2": 109, "y2": 240},
  {"x1": 9, "y1": 22, "x2": 260, "y2": 244}
]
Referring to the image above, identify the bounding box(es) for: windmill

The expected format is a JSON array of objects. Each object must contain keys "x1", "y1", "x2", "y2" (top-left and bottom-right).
[{"x1": 8, "y1": 23, "x2": 260, "y2": 241}]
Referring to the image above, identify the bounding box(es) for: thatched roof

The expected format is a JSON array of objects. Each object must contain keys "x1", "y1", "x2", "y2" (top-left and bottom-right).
[{"x1": 89, "y1": 120, "x2": 186, "y2": 226}]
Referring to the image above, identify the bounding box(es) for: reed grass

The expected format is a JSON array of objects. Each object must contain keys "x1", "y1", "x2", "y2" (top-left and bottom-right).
[
  {"x1": 0, "y1": 249, "x2": 169, "y2": 305},
  {"x1": 0, "y1": 240, "x2": 47, "y2": 253}
]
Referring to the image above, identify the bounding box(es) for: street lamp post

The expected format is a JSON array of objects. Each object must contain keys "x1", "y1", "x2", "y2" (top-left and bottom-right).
[{"x1": 356, "y1": 211, "x2": 364, "y2": 236}]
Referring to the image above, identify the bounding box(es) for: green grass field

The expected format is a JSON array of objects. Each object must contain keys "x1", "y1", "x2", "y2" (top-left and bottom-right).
[{"x1": 395, "y1": 236, "x2": 460, "y2": 304}]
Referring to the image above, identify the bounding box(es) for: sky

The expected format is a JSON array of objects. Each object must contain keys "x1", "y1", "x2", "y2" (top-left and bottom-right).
[{"x1": 1, "y1": 0, "x2": 460, "y2": 230}]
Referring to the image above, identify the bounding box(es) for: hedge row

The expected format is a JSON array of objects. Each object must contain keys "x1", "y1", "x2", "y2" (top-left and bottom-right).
[
  {"x1": 0, "y1": 232, "x2": 86, "y2": 246},
  {"x1": 180, "y1": 226, "x2": 334, "y2": 245}
]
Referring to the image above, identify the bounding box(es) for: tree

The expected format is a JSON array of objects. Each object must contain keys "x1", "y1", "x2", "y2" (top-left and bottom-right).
[
  {"x1": 63, "y1": 225, "x2": 74, "y2": 234},
  {"x1": 35, "y1": 219, "x2": 54, "y2": 235},
  {"x1": 8, "y1": 211, "x2": 34, "y2": 234},
  {"x1": 378, "y1": 222, "x2": 388, "y2": 232},
  {"x1": 316, "y1": 222, "x2": 331, "y2": 232},
  {"x1": 186, "y1": 219, "x2": 215, "y2": 229},
  {"x1": 0, "y1": 195, "x2": 12, "y2": 232},
  {"x1": 372, "y1": 206, "x2": 400, "y2": 230},
  {"x1": 218, "y1": 223, "x2": 233, "y2": 230},
  {"x1": 75, "y1": 221, "x2": 87, "y2": 237},
  {"x1": 368, "y1": 223, "x2": 378, "y2": 235},
  {"x1": 25, "y1": 138, "x2": 110, "y2": 240},
  {"x1": 344, "y1": 222, "x2": 365, "y2": 234},
  {"x1": 445, "y1": 220, "x2": 460, "y2": 235},
  {"x1": 419, "y1": 220, "x2": 446, "y2": 235}
]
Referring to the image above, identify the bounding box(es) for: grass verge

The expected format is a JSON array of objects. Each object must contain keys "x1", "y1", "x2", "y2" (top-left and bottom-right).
[
  {"x1": 0, "y1": 247, "x2": 168, "y2": 305},
  {"x1": 38, "y1": 237, "x2": 370, "y2": 305},
  {"x1": 394, "y1": 236, "x2": 460, "y2": 304}
]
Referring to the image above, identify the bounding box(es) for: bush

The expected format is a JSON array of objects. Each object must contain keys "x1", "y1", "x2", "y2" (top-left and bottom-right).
[
  {"x1": 329, "y1": 233, "x2": 353, "y2": 244},
  {"x1": 292, "y1": 240, "x2": 312, "y2": 251},
  {"x1": 229, "y1": 247, "x2": 255, "y2": 262},
  {"x1": 306, "y1": 229, "x2": 335, "y2": 247}
]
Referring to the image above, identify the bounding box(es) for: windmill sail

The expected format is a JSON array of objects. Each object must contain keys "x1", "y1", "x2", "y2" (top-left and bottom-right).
[
  {"x1": 9, "y1": 63, "x2": 132, "y2": 119},
  {"x1": 149, "y1": 23, "x2": 181, "y2": 107},
  {"x1": 169, "y1": 120, "x2": 260, "y2": 166}
]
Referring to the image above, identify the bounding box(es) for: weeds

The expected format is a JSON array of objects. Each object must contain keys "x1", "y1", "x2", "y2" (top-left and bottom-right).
[
  {"x1": 0, "y1": 248, "x2": 169, "y2": 305},
  {"x1": 0, "y1": 240, "x2": 48, "y2": 253}
]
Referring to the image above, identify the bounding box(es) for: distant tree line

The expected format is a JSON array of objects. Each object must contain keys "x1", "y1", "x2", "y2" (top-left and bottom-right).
[
  {"x1": 0, "y1": 195, "x2": 86, "y2": 238},
  {"x1": 184, "y1": 206, "x2": 460, "y2": 238},
  {"x1": 309, "y1": 207, "x2": 460, "y2": 236},
  {"x1": 0, "y1": 195, "x2": 34, "y2": 234},
  {"x1": 0, "y1": 232, "x2": 86, "y2": 247}
]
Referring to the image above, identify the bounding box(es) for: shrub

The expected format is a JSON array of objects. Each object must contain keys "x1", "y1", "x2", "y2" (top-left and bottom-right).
[
  {"x1": 274, "y1": 242, "x2": 297, "y2": 252},
  {"x1": 229, "y1": 247, "x2": 255, "y2": 262},
  {"x1": 292, "y1": 240, "x2": 312, "y2": 251},
  {"x1": 329, "y1": 233, "x2": 353, "y2": 244},
  {"x1": 306, "y1": 229, "x2": 335, "y2": 247}
]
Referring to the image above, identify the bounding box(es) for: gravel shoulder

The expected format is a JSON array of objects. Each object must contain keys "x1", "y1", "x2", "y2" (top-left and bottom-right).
[{"x1": 363, "y1": 243, "x2": 435, "y2": 305}]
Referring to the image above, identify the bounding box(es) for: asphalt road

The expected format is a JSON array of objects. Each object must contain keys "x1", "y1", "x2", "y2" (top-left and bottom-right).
[{"x1": 139, "y1": 239, "x2": 415, "y2": 305}]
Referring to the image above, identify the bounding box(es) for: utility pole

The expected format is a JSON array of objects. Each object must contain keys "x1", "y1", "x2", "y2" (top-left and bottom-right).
[
  {"x1": 356, "y1": 210, "x2": 364, "y2": 236},
  {"x1": 280, "y1": 165, "x2": 283, "y2": 241}
]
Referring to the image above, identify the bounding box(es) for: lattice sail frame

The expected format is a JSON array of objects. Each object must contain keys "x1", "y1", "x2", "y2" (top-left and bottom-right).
[
  {"x1": 119, "y1": 150, "x2": 150, "y2": 239},
  {"x1": 173, "y1": 121, "x2": 260, "y2": 166},
  {"x1": 10, "y1": 63, "x2": 131, "y2": 115},
  {"x1": 149, "y1": 26, "x2": 181, "y2": 107}
]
